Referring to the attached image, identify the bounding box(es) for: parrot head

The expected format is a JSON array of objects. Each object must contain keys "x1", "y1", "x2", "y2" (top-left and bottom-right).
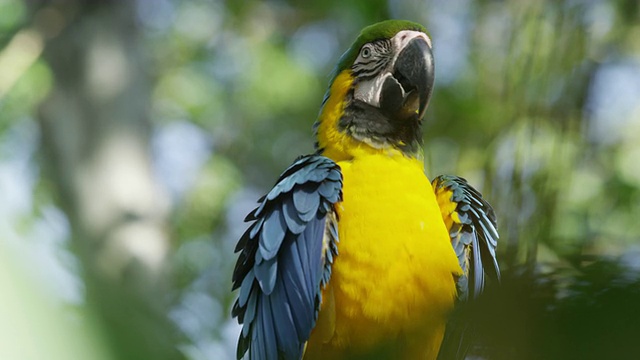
[{"x1": 315, "y1": 20, "x2": 435, "y2": 159}]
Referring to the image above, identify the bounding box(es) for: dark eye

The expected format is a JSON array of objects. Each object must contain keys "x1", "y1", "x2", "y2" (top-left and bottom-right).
[{"x1": 361, "y1": 45, "x2": 372, "y2": 58}]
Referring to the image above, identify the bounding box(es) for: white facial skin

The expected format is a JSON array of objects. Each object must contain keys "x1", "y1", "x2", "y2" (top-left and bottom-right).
[{"x1": 353, "y1": 30, "x2": 432, "y2": 108}]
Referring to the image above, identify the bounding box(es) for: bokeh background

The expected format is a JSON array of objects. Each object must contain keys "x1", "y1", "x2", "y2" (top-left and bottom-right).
[{"x1": 1, "y1": 0, "x2": 639, "y2": 359}]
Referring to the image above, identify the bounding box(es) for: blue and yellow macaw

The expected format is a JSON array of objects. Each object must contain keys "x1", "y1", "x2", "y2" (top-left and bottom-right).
[{"x1": 232, "y1": 20, "x2": 500, "y2": 360}]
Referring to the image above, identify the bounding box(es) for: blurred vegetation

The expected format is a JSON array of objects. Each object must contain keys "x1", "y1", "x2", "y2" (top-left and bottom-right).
[{"x1": 0, "y1": 0, "x2": 639, "y2": 359}]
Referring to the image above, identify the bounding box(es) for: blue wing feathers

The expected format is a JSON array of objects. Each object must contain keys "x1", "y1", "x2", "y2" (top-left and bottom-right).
[
  {"x1": 317, "y1": 180, "x2": 335, "y2": 198},
  {"x1": 435, "y1": 175, "x2": 500, "y2": 360},
  {"x1": 282, "y1": 260, "x2": 312, "y2": 336},
  {"x1": 289, "y1": 239, "x2": 313, "y2": 310},
  {"x1": 254, "y1": 257, "x2": 278, "y2": 295},
  {"x1": 471, "y1": 232, "x2": 485, "y2": 295},
  {"x1": 282, "y1": 199, "x2": 306, "y2": 234},
  {"x1": 326, "y1": 170, "x2": 341, "y2": 182},
  {"x1": 251, "y1": 322, "x2": 264, "y2": 360},
  {"x1": 297, "y1": 226, "x2": 314, "y2": 295},
  {"x1": 258, "y1": 207, "x2": 286, "y2": 261},
  {"x1": 432, "y1": 175, "x2": 500, "y2": 300},
  {"x1": 270, "y1": 278, "x2": 298, "y2": 352},
  {"x1": 238, "y1": 269, "x2": 255, "y2": 306},
  {"x1": 249, "y1": 218, "x2": 265, "y2": 239},
  {"x1": 260, "y1": 296, "x2": 278, "y2": 360},
  {"x1": 232, "y1": 154, "x2": 342, "y2": 360},
  {"x1": 245, "y1": 292, "x2": 258, "y2": 329}
]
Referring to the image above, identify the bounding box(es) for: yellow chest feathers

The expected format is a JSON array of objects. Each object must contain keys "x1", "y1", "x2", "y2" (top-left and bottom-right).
[{"x1": 307, "y1": 154, "x2": 462, "y2": 358}]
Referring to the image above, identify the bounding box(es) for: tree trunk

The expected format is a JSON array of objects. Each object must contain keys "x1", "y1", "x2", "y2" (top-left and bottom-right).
[{"x1": 32, "y1": 1, "x2": 182, "y2": 359}]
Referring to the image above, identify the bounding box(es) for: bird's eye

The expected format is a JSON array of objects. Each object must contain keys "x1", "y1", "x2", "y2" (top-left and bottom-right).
[{"x1": 361, "y1": 45, "x2": 372, "y2": 58}]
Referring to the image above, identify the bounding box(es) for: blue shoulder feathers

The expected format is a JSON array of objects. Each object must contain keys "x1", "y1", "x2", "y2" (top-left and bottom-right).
[{"x1": 232, "y1": 155, "x2": 342, "y2": 360}]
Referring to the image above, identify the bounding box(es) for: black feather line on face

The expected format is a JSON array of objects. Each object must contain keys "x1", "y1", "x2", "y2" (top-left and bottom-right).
[
  {"x1": 338, "y1": 89, "x2": 422, "y2": 155},
  {"x1": 351, "y1": 39, "x2": 393, "y2": 79}
]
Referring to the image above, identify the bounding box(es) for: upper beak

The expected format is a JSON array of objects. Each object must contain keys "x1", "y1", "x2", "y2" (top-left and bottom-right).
[{"x1": 379, "y1": 37, "x2": 435, "y2": 121}]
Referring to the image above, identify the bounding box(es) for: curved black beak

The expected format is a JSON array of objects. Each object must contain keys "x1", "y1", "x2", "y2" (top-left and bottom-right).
[{"x1": 379, "y1": 37, "x2": 434, "y2": 122}]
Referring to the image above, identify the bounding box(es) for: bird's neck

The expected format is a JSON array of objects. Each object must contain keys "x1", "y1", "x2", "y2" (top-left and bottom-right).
[{"x1": 314, "y1": 70, "x2": 423, "y2": 162}]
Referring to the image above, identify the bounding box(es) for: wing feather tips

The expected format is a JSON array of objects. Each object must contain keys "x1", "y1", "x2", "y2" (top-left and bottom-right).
[{"x1": 232, "y1": 155, "x2": 342, "y2": 360}]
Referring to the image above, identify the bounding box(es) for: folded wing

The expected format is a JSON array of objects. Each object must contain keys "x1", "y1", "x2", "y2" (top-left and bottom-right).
[
  {"x1": 232, "y1": 155, "x2": 342, "y2": 360},
  {"x1": 433, "y1": 175, "x2": 500, "y2": 360},
  {"x1": 432, "y1": 175, "x2": 500, "y2": 300}
]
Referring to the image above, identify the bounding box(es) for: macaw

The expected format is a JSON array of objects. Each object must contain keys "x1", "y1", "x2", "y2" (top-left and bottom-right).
[{"x1": 231, "y1": 20, "x2": 500, "y2": 360}]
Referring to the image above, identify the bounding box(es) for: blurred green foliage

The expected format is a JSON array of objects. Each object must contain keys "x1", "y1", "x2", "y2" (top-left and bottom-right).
[{"x1": 0, "y1": 0, "x2": 639, "y2": 359}]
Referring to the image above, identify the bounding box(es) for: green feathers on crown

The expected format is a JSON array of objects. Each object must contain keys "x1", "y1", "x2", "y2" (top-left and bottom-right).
[{"x1": 335, "y1": 20, "x2": 428, "y2": 74}]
